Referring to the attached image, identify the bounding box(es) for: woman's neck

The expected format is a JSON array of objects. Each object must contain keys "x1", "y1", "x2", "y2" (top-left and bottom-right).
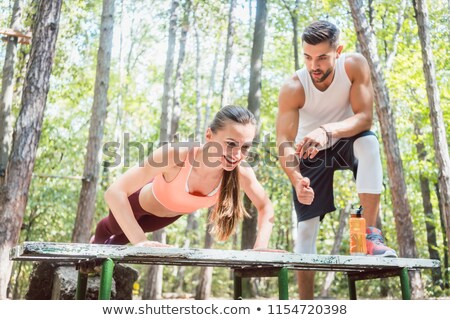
[{"x1": 194, "y1": 146, "x2": 223, "y2": 180}]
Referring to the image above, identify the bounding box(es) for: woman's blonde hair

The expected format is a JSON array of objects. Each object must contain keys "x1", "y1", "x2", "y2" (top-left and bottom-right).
[{"x1": 208, "y1": 105, "x2": 256, "y2": 241}]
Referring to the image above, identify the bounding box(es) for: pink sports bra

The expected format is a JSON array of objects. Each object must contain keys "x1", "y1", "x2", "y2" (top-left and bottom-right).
[{"x1": 152, "y1": 147, "x2": 221, "y2": 213}]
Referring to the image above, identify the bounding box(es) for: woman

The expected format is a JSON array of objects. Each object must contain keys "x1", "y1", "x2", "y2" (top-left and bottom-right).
[{"x1": 92, "y1": 105, "x2": 274, "y2": 249}]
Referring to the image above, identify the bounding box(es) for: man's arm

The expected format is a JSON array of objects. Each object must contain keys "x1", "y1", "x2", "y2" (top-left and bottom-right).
[
  {"x1": 276, "y1": 75, "x2": 314, "y2": 205},
  {"x1": 320, "y1": 53, "x2": 374, "y2": 138}
]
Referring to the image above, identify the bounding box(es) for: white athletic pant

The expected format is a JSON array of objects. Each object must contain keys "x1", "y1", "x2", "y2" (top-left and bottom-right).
[{"x1": 295, "y1": 135, "x2": 382, "y2": 254}]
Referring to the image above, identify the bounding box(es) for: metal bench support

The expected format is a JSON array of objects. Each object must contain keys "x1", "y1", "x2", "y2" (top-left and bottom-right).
[
  {"x1": 76, "y1": 271, "x2": 88, "y2": 300},
  {"x1": 99, "y1": 258, "x2": 114, "y2": 300},
  {"x1": 347, "y1": 267, "x2": 412, "y2": 300},
  {"x1": 233, "y1": 267, "x2": 289, "y2": 300}
]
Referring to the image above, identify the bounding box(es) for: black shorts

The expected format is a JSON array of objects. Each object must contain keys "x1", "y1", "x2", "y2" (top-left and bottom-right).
[{"x1": 292, "y1": 130, "x2": 376, "y2": 222}]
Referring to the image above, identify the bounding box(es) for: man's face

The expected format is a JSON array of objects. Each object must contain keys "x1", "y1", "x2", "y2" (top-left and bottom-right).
[{"x1": 303, "y1": 41, "x2": 342, "y2": 84}]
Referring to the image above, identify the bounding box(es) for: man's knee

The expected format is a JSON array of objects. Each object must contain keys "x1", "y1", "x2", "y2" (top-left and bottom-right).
[
  {"x1": 295, "y1": 217, "x2": 320, "y2": 254},
  {"x1": 354, "y1": 135, "x2": 380, "y2": 159}
]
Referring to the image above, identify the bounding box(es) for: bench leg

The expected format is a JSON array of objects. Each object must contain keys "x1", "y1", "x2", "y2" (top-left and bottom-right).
[
  {"x1": 278, "y1": 268, "x2": 289, "y2": 300},
  {"x1": 348, "y1": 278, "x2": 357, "y2": 300},
  {"x1": 76, "y1": 271, "x2": 88, "y2": 300},
  {"x1": 400, "y1": 268, "x2": 411, "y2": 300},
  {"x1": 99, "y1": 258, "x2": 114, "y2": 300},
  {"x1": 233, "y1": 272, "x2": 243, "y2": 300}
]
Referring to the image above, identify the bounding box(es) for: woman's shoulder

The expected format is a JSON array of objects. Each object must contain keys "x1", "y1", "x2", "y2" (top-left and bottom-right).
[{"x1": 149, "y1": 143, "x2": 196, "y2": 169}]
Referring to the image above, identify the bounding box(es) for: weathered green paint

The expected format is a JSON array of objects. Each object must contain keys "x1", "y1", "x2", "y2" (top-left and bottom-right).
[
  {"x1": 400, "y1": 268, "x2": 411, "y2": 300},
  {"x1": 348, "y1": 278, "x2": 357, "y2": 300},
  {"x1": 10, "y1": 242, "x2": 440, "y2": 271},
  {"x1": 76, "y1": 271, "x2": 88, "y2": 300},
  {"x1": 99, "y1": 258, "x2": 114, "y2": 300},
  {"x1": 233, "y1": 273, "x2": 243, "y2": 300},
  {"x1": 9, "y1": 242, "x2": 440, "y2": 300},
  {"x1": 233, "y1": 267, "x2": 289, "y2": 300},
  {"x1": 278, "y1": 268, "x2": 289, "y2": 300}
]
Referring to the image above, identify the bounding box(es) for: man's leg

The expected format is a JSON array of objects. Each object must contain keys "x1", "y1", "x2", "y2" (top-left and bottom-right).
[
  {"x1": 353, "y1": 135, "x2": 382, "y2": 227},
  {"x1": 294, "y1": 146, "x2": 335, "y2": 299},
  {"x1": 359, "y1": 193, "x2": 379, "y2": 227},
  {"x1": 295, "y1": 216, "x2": 320, "y2": 299},
  {"x1": 353, "y1": 135, "x2": 396, "y2": 257}
]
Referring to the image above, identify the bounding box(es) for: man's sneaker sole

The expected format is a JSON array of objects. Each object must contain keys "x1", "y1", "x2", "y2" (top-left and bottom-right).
[{"x1": 369, "y1": 250, "x2": 398, "y2": 258}]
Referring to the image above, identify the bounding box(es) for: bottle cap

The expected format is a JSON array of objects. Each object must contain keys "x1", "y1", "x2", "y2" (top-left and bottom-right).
[
  {"x1": 350, "y1": 205, "x2": 363, "y2": 217},
  {"x1": 356, "y1": 206, "x2": 363, "y2": 217}
]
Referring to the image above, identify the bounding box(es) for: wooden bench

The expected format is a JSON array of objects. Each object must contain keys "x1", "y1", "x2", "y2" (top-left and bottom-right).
[{"x1": 10, "y1": 241, "x2": 440, "y2": 300}]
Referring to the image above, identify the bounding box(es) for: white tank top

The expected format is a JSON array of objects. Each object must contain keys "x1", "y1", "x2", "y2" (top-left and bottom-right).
[{"x1": 295, "y1": 53, "x2": 354, "y2": 146}]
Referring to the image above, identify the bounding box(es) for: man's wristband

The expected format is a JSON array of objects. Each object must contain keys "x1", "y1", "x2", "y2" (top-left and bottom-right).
[{"x1": 319, "y1": 125, "x2": 330, "y2": 147}]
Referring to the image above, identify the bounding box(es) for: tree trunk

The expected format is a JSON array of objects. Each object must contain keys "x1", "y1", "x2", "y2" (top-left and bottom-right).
[
  {"x1": 143, "y1": 1, "x2": 180, "y2": 297},
  {"x1": 248, "y1": 0, "x2": 253, "y2": 47},
  {"x1": 436, "y1": 183, "x2": 450, "y2": 290},
  {"x1": 413, "y1": 0, "x2": 450, "y2": 259},
  {"x1": 202, "y1": 33, "x2": 221, "y2": 136},
  {"x1": 241, "y1": 0, "x2": 267, "y2": 299},
  {"x1": 144, "y1": 0, "x2": 180, "y2": 298},
  {"x1": 10, "y1": 208, "x2": 39, "y2": 299},
  {"x1": 242, "y1": 199, "x2": 258, "y2": 251},
  {"x1": 195, "y1": 208, "x2": 214, "y2": 299},
  {"x1": 247, "y1": 0, "x2": 267, "y2": 133},
  {"x1": 292, "y1": 0, "x2": 300, "y2": 71},
  {"x1": 72, "y1": 0, "x2": 115, "y2": 243},
  {"x1": 170, "y1": 0, "x2": 191, "y2": 141},
  {"x1": 320, "y1": 205, "x2": 350, "y2": 297},
  {"x1": 242, "y1": 0, "x2": 267, "y2": 250},
  {"x1": 193, "y1": 16, "x2": 202, "y2": 141},
  {"x1": 220, "y1": 0, "x2": 237, "y2": 107},
  {"x1": 242, "y1": 0, "x2": 267, "y2": 247},
  {"x1": 348, "y1": 0, "x2": 423, "y2": 298},
  {"x1": 414, "y1": 122, "x2": 443, "y2": 287},
  {"x1": 142, "y1": 230, "x2": 165, "y2": 299},
  {"x1": 385, "y1": 0, "x2": 406, "y2": 70},
  {"x1": 160, "y1": 0, "x2": 179, "y2": 144},
  {"x1": 174, "y1": 213, "x2": 197, "y2": 292},
  {"x1": 0, "y1": 0, "x2": 22, "y2": 186},
  {"x1": 281, "y1": 0, "x2": 300, "y2": 70},
  {"x1": 0, "y1": 0, "x2": 63, "y2": 300}
]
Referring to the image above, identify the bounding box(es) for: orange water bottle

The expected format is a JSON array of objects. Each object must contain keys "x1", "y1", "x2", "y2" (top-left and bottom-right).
[{"x1": 349, "y1": 206, "x2": 367, "y2": 255}]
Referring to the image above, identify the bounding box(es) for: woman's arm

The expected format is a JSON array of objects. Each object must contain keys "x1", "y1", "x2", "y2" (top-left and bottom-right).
[
  {"x1": 238, "y1": 164, "x2": 274, "y2": 249},
  {"x1": 104, "y1": 146, "x2": 188, "y2": 245}
]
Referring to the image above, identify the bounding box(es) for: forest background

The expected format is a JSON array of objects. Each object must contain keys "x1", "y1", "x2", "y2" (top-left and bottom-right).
[{"x1": 0, "y1": 0, "x2": 449, "y2": 300}]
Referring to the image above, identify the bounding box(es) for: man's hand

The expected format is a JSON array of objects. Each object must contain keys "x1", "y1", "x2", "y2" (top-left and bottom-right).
[
  {"x1": 295, "y1": 177, "x2": 314, "y2": 205},
  {"x1": 296, "y1": 127, "x2": 328, "y2": 159}
]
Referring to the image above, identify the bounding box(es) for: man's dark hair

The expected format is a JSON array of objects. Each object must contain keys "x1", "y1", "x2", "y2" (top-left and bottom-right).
[{"x1": 302, "y1": 21, "x2": 340, "y2": 48}]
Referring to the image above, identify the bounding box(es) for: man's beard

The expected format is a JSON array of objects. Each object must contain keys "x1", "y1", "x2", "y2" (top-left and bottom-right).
[{"x1": 310, "y1": 67, "x2": 333, "y2": 83}]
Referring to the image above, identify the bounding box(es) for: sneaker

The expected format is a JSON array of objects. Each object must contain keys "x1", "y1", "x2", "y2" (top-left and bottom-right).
[{"x1": 366, "y1": 227, "x2": 398, "y2": 257}]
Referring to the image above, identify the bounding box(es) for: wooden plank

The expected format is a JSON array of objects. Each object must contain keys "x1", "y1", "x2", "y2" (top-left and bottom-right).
[{"x1": 10, "y1": 242, "x2": 440, "y2": 273}]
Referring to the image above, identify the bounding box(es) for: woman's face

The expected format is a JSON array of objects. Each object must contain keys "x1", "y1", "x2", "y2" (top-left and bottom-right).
[{"x1": 206, "y1": 122, "x2": 256, "y2": 171}]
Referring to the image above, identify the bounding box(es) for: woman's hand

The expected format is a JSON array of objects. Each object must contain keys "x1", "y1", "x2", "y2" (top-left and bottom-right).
[{"x1": 134, "y1": 240, "x2": 173, "y2": 248}]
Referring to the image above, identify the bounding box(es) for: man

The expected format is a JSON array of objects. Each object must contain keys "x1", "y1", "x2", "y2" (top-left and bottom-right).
[{"x1": 276, "y1": 21, "x2": 397, "y2": 300}]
